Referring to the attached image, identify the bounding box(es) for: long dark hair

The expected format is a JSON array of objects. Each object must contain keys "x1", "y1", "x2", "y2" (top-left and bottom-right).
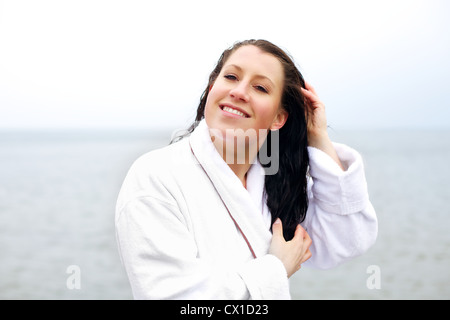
[{"x1": 174, "y1": 39, "x2": 309, "y2": 240}]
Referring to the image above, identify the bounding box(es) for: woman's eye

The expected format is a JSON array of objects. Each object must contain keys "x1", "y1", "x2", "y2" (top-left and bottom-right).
[
  {"x1": 224, "y1": 74, "x2": 237, "y2": 80},
  {"x1": 255, "y1": 85, "x2": 268, "y2": 93}
]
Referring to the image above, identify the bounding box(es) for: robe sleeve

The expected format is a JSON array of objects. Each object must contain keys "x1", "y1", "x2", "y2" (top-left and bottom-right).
[
  {"x1": 301, "y1": 142, "x2": 378, "y2": 269},
  {"x1": 115, "y1": 195, "x2": 290, "y2": 299}
]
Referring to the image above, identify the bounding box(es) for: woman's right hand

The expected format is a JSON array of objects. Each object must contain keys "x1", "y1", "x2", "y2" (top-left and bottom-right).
[{"x1": 269, "y1": 218, "x2": 312, "y2": 278}]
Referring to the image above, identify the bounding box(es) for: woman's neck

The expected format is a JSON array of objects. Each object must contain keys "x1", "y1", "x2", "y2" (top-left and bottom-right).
[
  {"x1": 227, "y1": 162, "x2": 250, "y2": 189},
  {"x1": 211, "y1": 136, "x2": 258, "y2": 189}
]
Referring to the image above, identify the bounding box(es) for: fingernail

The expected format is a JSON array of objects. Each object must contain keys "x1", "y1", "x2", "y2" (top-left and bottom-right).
[{"x1": 274, "y1": 218, "x2": 281, "y2": 225}]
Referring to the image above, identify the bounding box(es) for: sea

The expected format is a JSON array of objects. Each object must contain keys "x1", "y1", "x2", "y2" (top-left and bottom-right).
[{"x1": 0, "y1": 128, "x2": 449, "y2": 300}]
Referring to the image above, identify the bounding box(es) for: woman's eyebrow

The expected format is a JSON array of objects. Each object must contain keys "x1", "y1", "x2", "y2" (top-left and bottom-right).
[{"x1": 225, "y1": 64, "x2": 276, "y2": 88}]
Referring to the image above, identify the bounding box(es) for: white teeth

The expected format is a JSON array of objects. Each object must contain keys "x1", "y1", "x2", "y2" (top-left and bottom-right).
[{"x1": 222, "y1": 106, "x2": 246, "y2": 117}]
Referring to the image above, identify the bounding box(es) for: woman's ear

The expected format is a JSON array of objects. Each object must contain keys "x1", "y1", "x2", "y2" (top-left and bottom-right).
[{"x1": 270, "y1": 109, "x2": 288, "y2": 131}]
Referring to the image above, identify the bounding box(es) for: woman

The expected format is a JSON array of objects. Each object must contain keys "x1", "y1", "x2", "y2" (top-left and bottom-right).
[{"x1": 115, "y1": 39, "x2": 378, "y2": 299}]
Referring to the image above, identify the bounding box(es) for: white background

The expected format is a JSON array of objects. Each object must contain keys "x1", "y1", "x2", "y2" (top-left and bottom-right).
[{"x1": 1, "y1": 0, "x2": 449, "y2": 130}]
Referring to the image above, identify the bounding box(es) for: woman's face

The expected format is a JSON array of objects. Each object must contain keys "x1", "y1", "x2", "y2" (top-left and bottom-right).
[{"x1": 204, "y1": 45, "x2": 287, "y2": 140}]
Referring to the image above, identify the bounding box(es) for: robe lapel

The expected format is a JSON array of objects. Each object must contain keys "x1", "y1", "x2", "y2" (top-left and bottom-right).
[{"x1": 189, "y1": 120, "x2": 272, "y2": 258}]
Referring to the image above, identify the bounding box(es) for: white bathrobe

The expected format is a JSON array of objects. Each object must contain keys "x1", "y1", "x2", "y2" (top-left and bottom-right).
[{"x1": 115, "y1": 120, "x2": 378, "y2": 300}]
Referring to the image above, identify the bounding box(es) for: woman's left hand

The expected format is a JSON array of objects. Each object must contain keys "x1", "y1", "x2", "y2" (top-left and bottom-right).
[
  {"x1": 301, "y1": 82, "x2": 328, "y2": 141},
  {"x1": 301, "y1": 82, "x2": 346, "y2": 171}
]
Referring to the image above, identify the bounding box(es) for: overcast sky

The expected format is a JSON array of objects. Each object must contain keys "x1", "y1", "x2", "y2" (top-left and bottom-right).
[{"x1": 0, "y1": 0, "x2": 449, "y2": 131}]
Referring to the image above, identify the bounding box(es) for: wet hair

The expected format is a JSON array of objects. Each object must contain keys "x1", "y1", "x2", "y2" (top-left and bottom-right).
[{"x1": 173, "y1": 39, "x2": 309, "y2": 240}]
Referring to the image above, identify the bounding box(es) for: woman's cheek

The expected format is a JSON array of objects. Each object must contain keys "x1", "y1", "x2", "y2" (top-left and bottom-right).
[{"x1": 254, "y1": 103, "x2": 279, "y2": 129}]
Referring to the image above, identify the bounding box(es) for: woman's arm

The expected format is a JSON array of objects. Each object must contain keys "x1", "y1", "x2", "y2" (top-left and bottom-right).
[
  {"x1": 299, "y1": 82, "x2": 377, "y2": 269},
  {"x1": 115, "y1": 196, "x2": 290, "y2": 299},
  {"x1": 301, "y1": 143, "x2": 378, "y2": 269}
]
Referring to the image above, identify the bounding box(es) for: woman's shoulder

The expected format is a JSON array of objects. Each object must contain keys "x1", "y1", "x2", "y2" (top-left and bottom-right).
[
  {"x1": 131, "y1": 137, "x2": 191, "y2": 173},
  {"x1": 116, "y1": 138, "x2": 192, "y2": 211}
]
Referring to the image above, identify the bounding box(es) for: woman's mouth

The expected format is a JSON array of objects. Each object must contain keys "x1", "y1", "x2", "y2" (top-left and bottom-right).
[{"x1": 220, "y1": 104, "x2": 250, "y2": 118}]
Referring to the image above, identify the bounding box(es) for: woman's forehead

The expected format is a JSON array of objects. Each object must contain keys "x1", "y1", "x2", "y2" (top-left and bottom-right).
[{"x1": 223, "y1": 45, "x2": 284, "y2": 85}]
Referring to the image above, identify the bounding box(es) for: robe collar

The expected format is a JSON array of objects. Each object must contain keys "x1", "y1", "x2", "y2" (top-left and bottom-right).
[{"x1": 189, "y1": 119, "x2": 272, "y2": 258}]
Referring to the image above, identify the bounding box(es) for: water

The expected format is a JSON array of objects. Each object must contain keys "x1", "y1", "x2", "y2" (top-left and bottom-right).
[
  {"x1": 292, "y1": 129, "x2": 450, "y2": 299},
  {"x1": 0, "y1": 128, "x2": 449, "y2": 299}
]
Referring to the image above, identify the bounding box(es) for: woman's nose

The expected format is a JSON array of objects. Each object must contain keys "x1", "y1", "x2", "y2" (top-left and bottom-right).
[{"x1": 229, "y1": 82, "x2": 250, "y2": 102}]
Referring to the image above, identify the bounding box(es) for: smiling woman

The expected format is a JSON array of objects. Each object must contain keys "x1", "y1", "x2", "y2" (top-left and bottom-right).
[
  {"x1": 115, "y1": 39, "x2": 378, "y2": 300},
  {"x1": 205, "y1": 46, "x2": 286, "y2": 134},
  {"x1": 204, "y1": 45, "x2": 288, "y2": 188}
]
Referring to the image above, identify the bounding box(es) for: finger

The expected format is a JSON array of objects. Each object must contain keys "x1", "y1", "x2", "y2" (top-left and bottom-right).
[
  {"x1": 301, "y1": 89, "x2": 322, "y2": 117},
  {"x1": 303, "y1": 229, "x2": 312, "y2": 243},
  {"x1": 292, "y1": 224, "x2": 305, "y2": 241},
  {"x1": 301, "y1": 87, "x2": 321, "y2": 107},
  {"x1": 300, "y1": 86, "x2": 316, "y2": 100},
  {"x1": 271, "y1": 218, "x2": 284, "y2": 239},
  {"x1": 300, "y1": 249, "x2": 312, "y2": 265},
  {"x1": 304, "y1": 82, "x2": 318, "y2": 95},
  {"x1": 303, "y1": 231, "x2": 312, "y2": 249}
]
